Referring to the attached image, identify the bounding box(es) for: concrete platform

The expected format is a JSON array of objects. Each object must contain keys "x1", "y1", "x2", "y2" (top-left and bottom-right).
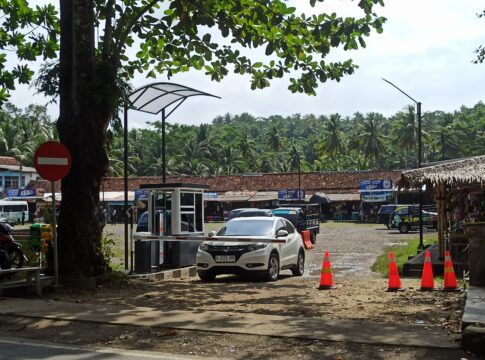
[
  {"x1": 0, "y1": 298, "x2": 458, "y2": 349},
  {"x1": 462, "y1": 286, "x2": 485, "y2": 355},
  {"x1": 128, "y1": 266, "x2": 197, "y2": 281}
]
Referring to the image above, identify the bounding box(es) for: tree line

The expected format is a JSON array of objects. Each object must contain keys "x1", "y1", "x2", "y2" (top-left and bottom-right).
[{"x1": 1, "y1": 101, "x2": 483, "y2": 176}]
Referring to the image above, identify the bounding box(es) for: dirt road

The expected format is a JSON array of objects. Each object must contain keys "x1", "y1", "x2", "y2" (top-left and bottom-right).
[{"x1": 0, "y1": 222, "x2": 472, "y2": 359}]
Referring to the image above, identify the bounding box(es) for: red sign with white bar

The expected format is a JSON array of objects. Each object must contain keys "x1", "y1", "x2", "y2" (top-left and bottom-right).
[{"x1": 34, "y1": 141, "x2": 72, "y2": 181}]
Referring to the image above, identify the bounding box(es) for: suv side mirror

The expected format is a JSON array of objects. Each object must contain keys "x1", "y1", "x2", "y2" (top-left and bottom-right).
[
  {"x1": 208, "y1": 231, "x2": 217, "y2": 237},
  {"x1": 276, "y1": 229, "x2": 289, "y2": 238}
]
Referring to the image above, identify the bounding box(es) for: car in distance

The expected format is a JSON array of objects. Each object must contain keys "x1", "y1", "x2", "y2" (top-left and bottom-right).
[
  {"x1": 377, "y1": 204, "x2": 402, "y2": 229},
  {"x1": 272, "y1": 205, "x2": 320, "y2": 243},
  {"x1": 389, "y1": 205, "x2": 438, "y2": 233},
  {"x1": 196, "y1": 217, "x2": 305, "y2": 282},
  {"x1": 225, "y1": 208, "x2": 254, "y2": 221}
]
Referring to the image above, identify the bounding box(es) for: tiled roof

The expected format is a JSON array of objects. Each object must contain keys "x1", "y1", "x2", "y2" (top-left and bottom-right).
[
  {"x1": 31, "y1": 170, "x2": 402, "y2": 195},
  {"x1": 0, "y1": 156, "x2": 21, "y2": 166}
]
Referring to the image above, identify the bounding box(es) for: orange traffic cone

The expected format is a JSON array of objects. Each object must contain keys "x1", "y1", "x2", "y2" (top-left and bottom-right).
[
  {"x1": 420, "y1": 250, "x2": 435, "y2": 291},
  {"x1": 301, "y1": 230, "x2": 313, "y2": 250},
  {"x1": 387, "y1": 252, "x2": 404, "y2": 291},
  {"x1": 443, "y1": 250, "x2": 460, "y2": 291},
  {"x1": 319, "y1": 250, "x2": 335, "y2": 290}
]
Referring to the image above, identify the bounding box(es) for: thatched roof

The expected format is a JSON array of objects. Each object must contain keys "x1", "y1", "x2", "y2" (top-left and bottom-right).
[{"x1": 397, "y1": 156, "x2": 485, "y2": 188}]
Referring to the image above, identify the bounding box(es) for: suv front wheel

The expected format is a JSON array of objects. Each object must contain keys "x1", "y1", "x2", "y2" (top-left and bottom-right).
[
  {"x1": 265, "y1": 252, "x2": 280, "y2": 281},
  {"x1": 291, "y1": 250, "x2": 305, "y2": 276}
]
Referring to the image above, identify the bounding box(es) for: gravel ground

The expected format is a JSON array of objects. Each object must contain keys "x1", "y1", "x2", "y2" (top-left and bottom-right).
[{"x1": 1, "y1": 222, "x2": 475, "y2": 359}]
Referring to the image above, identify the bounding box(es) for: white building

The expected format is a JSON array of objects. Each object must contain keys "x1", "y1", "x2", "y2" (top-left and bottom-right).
[{"x1": 0, "y1": 156, "x2": 39, "y2": 195}]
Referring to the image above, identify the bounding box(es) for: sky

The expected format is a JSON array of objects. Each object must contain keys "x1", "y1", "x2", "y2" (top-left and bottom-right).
[{"x1": 6, "y1": 0, "x2": 485, "y2": 128}]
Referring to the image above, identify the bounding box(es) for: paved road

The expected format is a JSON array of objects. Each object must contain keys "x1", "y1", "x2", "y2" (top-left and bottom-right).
[
  {"x1": 0, "y1": 337, "x2": 208, "y2": 360},
  {"x1": 305, "y1": 222, "x2": 429, "y2": 277}
]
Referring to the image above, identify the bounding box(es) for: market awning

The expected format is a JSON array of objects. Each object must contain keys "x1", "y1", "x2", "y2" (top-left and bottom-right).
[
  {"x1": 248, "y1": 191, "x2": 278, "y2": 202},
  {"x1": 310, "y1": 192, "x2": 331, "y2": 204},
  {"x1": 219, "y1": 191, "x2": 256, "y2": 202},
  {"x1": 326, "y1": 193, "x2": 360, "y2": 202}
]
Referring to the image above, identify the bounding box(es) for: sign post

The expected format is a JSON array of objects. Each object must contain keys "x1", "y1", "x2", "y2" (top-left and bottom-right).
[{"x1": 34, "y1": 141, "x2": 72, "y2": 286}]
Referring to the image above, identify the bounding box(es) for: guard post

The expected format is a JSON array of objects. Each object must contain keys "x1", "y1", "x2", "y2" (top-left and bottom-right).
[{"x1": 135, "y1": 183, "x2": 209, "y2": 272}]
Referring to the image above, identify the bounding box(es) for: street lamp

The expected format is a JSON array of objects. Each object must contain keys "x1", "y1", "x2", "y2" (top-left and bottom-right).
[{"x1": 382, "y1": 78, "x2": 424, "y2": 250}]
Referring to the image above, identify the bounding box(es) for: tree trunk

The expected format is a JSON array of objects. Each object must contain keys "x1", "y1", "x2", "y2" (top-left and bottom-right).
[{"x1": 57, "y1": 0, "x2": 110, "y2": 278}]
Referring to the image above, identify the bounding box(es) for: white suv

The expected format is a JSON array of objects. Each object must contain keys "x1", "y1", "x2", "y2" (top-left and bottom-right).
[{"x1": 196, "y1": 217, "x2": 305, "y2": 281}]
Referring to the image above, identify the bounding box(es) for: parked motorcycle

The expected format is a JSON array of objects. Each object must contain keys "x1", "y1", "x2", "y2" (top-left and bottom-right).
[{"x1": 0, "y1": 222, "x2": 24, "y2": 269}]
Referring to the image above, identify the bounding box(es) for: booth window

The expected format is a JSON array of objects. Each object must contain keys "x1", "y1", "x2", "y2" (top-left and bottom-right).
[
  {"x1": 180, "y1": 192, "x2": 203, "y2": 232},
  {"x1": 152, "y1": 192, "x2": 172, "y2": 235}
]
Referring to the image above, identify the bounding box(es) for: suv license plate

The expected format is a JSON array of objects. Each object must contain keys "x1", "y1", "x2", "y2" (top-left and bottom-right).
[{"x1": 215, "y1": 255, "x2": 236, "y2": 263}]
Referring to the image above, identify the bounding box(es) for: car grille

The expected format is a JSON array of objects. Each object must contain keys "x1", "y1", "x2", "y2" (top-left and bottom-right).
[{"x1": 206, "y1": 245, "x2": 252, "y2": 262}]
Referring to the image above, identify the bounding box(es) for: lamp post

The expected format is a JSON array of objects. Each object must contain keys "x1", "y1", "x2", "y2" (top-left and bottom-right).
[{"x1": 382, "y1": 78, "x2": 424, "y2": 250}]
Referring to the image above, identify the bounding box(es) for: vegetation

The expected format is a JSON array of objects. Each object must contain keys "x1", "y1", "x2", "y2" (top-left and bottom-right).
[
  {"x1": 2, "y1": 101, "x2": 484, "y2": 176},
  {"x1": 371, "y1": 233, "x2": 438, "y2": 275}
]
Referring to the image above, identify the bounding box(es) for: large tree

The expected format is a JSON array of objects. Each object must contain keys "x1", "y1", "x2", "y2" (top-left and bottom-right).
[{"x1": 4, "y1": 0, "x2": 386, "y2": 278}]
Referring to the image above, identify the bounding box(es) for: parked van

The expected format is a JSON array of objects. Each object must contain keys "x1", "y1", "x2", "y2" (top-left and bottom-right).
[{"x1": 0, "y1": 200, "x2": 29, "y2": 224}]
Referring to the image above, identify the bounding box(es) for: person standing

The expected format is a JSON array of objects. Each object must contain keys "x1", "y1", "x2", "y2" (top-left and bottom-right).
[
  {"x1": 21, "y1": 210, "x2": 25, "y2": 225},
  {"x1": 111, "y1": 209, "x2": 117, "y2": 225}
]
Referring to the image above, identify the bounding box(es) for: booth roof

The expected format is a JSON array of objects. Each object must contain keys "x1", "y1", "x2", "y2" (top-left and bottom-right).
[{"x1": 398, "y1": 155, "x2": 485, "y2": 188}]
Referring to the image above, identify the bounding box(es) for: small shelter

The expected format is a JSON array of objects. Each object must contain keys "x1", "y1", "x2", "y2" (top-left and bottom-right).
[{"x1": 398, "y1": 156, "x2": 485, "y2": 276}]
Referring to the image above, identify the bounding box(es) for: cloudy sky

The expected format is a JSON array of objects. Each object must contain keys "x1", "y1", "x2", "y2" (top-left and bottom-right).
[{"x1": 7, "y1": 0, "x2": 485, "y2": 128}]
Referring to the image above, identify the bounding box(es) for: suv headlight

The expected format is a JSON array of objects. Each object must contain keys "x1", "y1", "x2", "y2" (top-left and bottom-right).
[
  {"x1": 248, "y1": 243, "x2": 268, "y2": 252},
  {"x1": 199, "y1": 243, "x2": 209, "y2": 252}
]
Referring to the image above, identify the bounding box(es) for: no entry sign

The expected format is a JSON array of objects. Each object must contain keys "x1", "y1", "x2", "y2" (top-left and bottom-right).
[{"x1": 34, "y1": 141, "x2": 72, "y2": 181}]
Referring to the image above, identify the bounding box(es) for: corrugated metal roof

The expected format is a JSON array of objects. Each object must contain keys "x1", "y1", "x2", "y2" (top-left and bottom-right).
[
  {"x1": 219, "y1": 191, "x2": 256, "y2": 202},
  {"x1": 326, "y1": 193, "x2": 360, "y2": 202},
  {"x1": 248, "y1": 191, "x2": 278, "y2": 202}
]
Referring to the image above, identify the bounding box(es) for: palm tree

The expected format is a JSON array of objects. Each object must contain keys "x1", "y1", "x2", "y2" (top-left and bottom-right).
[
  {"x1": 358, "y1": 112, "x2": 387, "y2": 161},
  {"x1": 268, "y1": 126, "x2": 283, "y2": 153},
  {"x1": 316, "y1": 114, "x2": 347, "y2": 156}
]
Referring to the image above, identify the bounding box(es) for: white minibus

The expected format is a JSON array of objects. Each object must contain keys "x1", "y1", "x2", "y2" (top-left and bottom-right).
[{"x1": 0, "y1": 200, "x2": 29, "y2": 223}]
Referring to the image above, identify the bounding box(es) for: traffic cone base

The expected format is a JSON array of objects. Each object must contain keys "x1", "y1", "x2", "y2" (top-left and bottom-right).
[{"x1": 318, "y1": 250, "x2": 335, "y2": 290}]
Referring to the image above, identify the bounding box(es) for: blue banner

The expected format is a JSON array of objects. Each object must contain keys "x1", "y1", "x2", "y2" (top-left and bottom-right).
[
  {"x1": 6, "y1": 189, "x2": 36, "y2": 197},
  {"x1": 359, "y1": 179, "x2": 393, "y2": 192},
  {"x1": 134, "y1": 189, "x2": 149, "y2": 200},
  {"x1": 278, "y1": 189, "x2": 305, "y2": 200}
]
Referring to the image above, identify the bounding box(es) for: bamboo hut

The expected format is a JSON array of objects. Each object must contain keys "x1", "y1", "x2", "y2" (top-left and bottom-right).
[{"x1": 397, "y1": 155, "x2": 485, "y2": 262}]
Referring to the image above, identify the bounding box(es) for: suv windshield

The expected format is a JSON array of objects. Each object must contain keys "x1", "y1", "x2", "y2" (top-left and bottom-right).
[
  {"x1": 217, "y1": 219, "x2": 274, "y2": 236},
  {"x1": 378, "y1": 205, "x2": 398, "y2": 215}
]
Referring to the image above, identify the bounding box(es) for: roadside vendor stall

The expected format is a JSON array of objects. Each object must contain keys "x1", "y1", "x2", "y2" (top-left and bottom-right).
[{"x1": 398, "y1": 155, "x2": 485, "y2": 284}]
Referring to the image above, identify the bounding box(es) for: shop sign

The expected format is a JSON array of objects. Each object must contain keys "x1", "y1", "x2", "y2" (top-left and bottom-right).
[
  {"x1": 359, "y1": 179, "x2": 393, "y2": 192},
  {"x1": 204, "y1": 192, "x2": 219, "y2": 199},
  {"x1": 362, "y1": 192, "x2": 393, "y2": 202},
  {"x1": 6, "y1": 189, "x2": 36, "y2": 197},
  {"x1": 134, "y1": 189, "x2": 149, "y2": 200},
  {"x1": 278, "y1": 189, "x2": 305, "y2": 200}
]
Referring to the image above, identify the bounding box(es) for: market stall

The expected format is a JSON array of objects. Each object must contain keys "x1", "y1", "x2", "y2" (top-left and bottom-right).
[{"x1": 398, "y1": 156, "x2": 485, "y2": 283}]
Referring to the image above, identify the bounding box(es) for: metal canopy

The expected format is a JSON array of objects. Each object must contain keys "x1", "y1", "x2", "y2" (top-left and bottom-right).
[
  {"x1": 123, "y1": 82, "x2": 220, "y2": 272},
  {"x1": 129, "y1": 82, "x2": 220, "y2": 117}
]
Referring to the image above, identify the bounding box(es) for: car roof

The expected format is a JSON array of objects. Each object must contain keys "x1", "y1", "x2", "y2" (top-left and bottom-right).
[{"x1": 229, "y1": 216, "x2": 284, "y2": 223}]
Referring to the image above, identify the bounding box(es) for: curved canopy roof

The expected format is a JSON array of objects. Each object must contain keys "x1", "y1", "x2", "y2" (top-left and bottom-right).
[{"x1": 128, "y1": 82, "x2": 220, "y2": 116}]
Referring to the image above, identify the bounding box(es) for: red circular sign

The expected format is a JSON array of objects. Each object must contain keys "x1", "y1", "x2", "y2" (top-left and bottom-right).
[{"x1": 34, "y1": 141, "x2": 72, "y2": 181}]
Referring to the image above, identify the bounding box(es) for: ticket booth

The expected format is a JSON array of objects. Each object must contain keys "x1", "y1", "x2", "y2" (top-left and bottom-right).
[{"x1": 140, "y1": 182, "x2": 209, "y2": 268}]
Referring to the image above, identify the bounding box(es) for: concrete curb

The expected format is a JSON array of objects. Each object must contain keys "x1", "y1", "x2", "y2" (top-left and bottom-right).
[
  {"x1": 462, "y1": 286, "x2": 485, "y2": 356},
  {"x1": 127, "y1": 266, "x2": 197, "y2": 281}
]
